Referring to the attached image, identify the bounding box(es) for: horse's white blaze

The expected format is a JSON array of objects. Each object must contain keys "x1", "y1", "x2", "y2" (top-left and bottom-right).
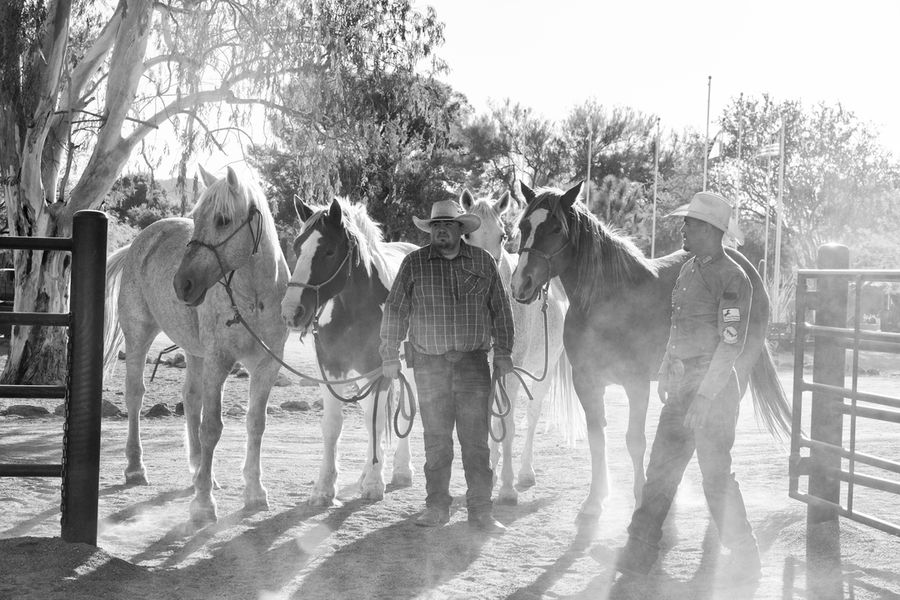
[
  {"x1": 283, "y1": 230, "x2": 322, "y2": 310},
  {"x1": 317, "y1": 299, "x2": 334, "y2": 326},
  {"x1": 511, "y1": 208, "x2": 549, "y2": 293}
]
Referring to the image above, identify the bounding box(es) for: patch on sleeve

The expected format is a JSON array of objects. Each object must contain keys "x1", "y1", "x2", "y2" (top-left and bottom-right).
[
  {"x1": 723, "y1": 291, "x2": 737, "y2": 300},
  {"x1": 722, "y1": 326, "x2": 739, "y2": 344},
  {"x1": 722, "y1": 308, "x2": 741, "y2": 322}
]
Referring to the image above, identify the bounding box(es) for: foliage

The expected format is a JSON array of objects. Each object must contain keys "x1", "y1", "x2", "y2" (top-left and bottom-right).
[{"x1": 106, "y1": 174, "x2": 180, "y2": 229}]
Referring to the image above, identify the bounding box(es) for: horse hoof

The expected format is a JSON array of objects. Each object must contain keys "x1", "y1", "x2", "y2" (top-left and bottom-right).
[
  {"x1": 124, "y1": 471, "x2": 149, "y2": 486},
  {"x1": 190, "y1": 499, "x2": 218, "y2": 527},
  {"x1": 517, "y1": 474, "x2": 536, "y2": 490},
  {"x1": 243, "y1": 489, "x2": 269, "y2": 511},
  {"x1": 390, "y1": 472, "x2": 413, "y2": 487},
  {"x1": 496, "y1": 492, "x2": 518, "y2": 506},
  {"x1": 360, "y1": 486, "x2": 385, "y2": 502},
  {"x1": 308, "y1": 493, "x2": 335, "y2": 507}
]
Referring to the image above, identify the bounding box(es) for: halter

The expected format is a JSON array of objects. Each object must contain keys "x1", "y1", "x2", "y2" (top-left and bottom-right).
[
  {"x1": 186, "y1": 205, "x2": 263, "y2": 284},
  {"x1": 287, "y1": 232, "x2": 356, "y2": 328},
  {"x1": 518, "y1": 237, "x2": 570, "y2": 277}
]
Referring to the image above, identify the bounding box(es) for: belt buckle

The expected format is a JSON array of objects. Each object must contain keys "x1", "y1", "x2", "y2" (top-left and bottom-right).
[{"x1": 445, "y1": 350, "x2": 464, "y2": 363}]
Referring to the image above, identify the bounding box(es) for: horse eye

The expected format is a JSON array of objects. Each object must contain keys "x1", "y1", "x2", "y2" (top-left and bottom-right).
[{"x1": 325, "y1": 249, "x2": 335, "y2": 257}]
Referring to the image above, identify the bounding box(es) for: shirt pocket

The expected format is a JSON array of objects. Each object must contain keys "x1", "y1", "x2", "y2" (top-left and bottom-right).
[{"x1": 460, "y1": 266, "x2": 490, "y2": 297}]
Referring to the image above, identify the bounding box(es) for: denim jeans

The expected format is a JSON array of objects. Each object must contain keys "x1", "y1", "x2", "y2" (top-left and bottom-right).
[
  {"x1": 412, "y1": 351, "x2": 493, "y2": 515},
  {"x1": 627, "y1": 366, "x2": 755, "y2": 551}
]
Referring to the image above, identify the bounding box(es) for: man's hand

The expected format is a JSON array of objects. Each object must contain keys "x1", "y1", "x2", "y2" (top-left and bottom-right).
[
  {"x1": 683, "y1": 394, "x2": 714, "y2": 431},
  {"x1": 493, "y1": 356, "x2": 514, "y2": 378},
  {"x1": 656, "y1": 370, "x2": 669, "y2": 404},
  {"x1": 382, "y1": 361, "x2": 401, "y2": 380}
]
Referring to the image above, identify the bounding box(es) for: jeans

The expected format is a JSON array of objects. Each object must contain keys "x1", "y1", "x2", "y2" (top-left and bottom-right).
[
  {"x1": 627, "y1": 366, "x2": 755, "y2": 551},
  {"x1": 412, "y1": 351, "x2": 493, "y2": 515}
]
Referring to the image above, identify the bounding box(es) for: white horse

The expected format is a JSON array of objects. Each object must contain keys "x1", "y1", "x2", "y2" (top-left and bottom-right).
[
  {"x1": 461, "y1": 189, "x2": 584, "y2": 504},
  {"x1": 104, "y1": 166, "x2": 289, "y2": 526},
  {"x1": 281, "y1": 198, "x2": 417, "y2": 506}
]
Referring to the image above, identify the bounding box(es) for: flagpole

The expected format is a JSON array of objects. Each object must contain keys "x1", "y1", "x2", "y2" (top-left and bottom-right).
[
  {"x1": 586, "y1": 124, "x2": 592, "y2": 205},
  {"x1": 703, "y1": 75, "x2": 711, "y2": 191},
  {"x1": 651, "y1": 116, "x2": 660, "y2": 258},
  {"x1": 773, "y1": 117, "x2": 786, "y2": 322},
  {"x1": 763, "y1": 156, "x2": 770, "y2": 283},
  {"x1": 735, "y1": 94, "x2": 743, "y2": 230}
]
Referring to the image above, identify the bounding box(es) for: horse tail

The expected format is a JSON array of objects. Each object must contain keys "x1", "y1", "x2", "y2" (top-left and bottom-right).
[
  {"x1": 103, "y1": 245, "x2": 129, "y2": 375},
  {"x1": 748, "y1": 342, "x2": 792, "y2": 441},
  {"x1": 546, "y1": 348, "x2": 586, "y2": 446}
]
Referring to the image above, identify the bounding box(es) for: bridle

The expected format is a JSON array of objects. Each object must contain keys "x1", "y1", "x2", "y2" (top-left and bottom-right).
[
  {"x1": 286, "y1": 225, "x2": 356, "y2": 327},
  {"x1": 186, "y1": 205, "x2": 263, "y2": 284},
  {"x1": 518, "y1": 218, "x2": 570, "y2": 280}
]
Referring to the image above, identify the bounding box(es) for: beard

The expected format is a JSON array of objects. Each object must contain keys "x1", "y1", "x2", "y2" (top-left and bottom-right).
[{"x1": 432, "y1": 233, "x2": 459, "y2": 253}]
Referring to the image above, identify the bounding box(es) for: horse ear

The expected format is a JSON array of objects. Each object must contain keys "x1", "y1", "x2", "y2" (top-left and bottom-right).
[
  {"x1": 293, "y1": 195, "x2": 314, "y2": 223},
  {"x1": 459, "y1": 188, "x2": 475, "y2": 212},
  {"x1": 494, "y1": 191, "x2": 512, "y2": 216},
  {"x1": 560, "y1": 180, "x2": 583, "y2": 209},
  {"x1": 518, "y1": 181, "x2": 537, "y2": 205},
  {"x1": 226, "y1": 166, "x2": 240, "y2": 190},
  {"x1": 328, "y1": 198, "x2": 343, "y2": 224},
  {"x1": 198, "y1": 165, "x2": 217, "y2": 188}
]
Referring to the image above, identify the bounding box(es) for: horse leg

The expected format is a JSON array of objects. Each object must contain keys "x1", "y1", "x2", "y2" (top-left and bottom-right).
[
  {"x1": 242, "y1": 356, "x2": 279, "y2": 510},
  {"x1": 519, "y1": 375, "x2": 553, "y2": 490},
  {"x1": 309, "y1": 384, "x2": 343, "y2": 506},
  {"x1": 494, "y1": 375, "x2": 520, "y2": 505},
  {"x1": 623, "y1": 378, "x2": 651, "y2": 506},
  {"x1": 390, "y1": 375, "x2": 414, "y2": 487},
  {"x1": 357, "y1": 385, "x2": 387, "y2": 501},
  {"x1": 189, "y1": 356, "x2": 231, "y2": 526},
  {"x1": 572, "y1": 369, "x2": 609, "y2": 521},
  {"x1": 123, "y1": 333, "x2": 155, "y2": 486},
  {"x1": 182, "y1": 353, "x2": 204, "y2": 476}
]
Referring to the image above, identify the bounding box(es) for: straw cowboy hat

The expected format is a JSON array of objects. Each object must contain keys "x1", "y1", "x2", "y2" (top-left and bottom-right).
[
  {"x1": 413, "y1": 200, "x2": 481, "y2": 235},
  {"x1": 666, "y1": 191, "x2": 745, "y2": 245}
]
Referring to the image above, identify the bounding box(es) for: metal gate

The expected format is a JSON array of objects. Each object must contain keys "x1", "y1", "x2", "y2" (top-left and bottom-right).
[
  {"x1": 0, "y1": 210, "x2": 107, "y2": 545},
  {"x1": 789, "y1": 244, "x2": 900, "y2": 537}
]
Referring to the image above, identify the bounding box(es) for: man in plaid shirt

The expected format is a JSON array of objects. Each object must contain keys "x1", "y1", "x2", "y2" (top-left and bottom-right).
[{"x1": 381, "y1": 198, "x2": 514, "y2": 534}]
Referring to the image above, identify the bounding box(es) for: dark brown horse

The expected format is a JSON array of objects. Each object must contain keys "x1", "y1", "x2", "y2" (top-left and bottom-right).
[{"x1": 510, "y1": 181, "x2": 790, "y2": 521}]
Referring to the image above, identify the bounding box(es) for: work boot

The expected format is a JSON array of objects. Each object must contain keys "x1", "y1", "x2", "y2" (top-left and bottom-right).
[
  {"x1": 614, "y1": 536, "x2": 658, "y2": 577},
  {"x1": 467, "y1": 513, "x2": 507, "y2": 534},
  {"x1": 414, "y1": 506, "x2": 450, "y2": 527},
  {"x1": 717, "y1": 541, "x2": 761, "y2": 586}
]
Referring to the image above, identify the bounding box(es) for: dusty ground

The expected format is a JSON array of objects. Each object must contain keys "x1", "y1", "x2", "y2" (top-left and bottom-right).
[{"x1": 1, "y1": 336, "x2": 899, "y2": 600}]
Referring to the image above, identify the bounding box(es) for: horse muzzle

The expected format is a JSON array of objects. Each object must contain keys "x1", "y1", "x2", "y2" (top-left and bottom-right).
[{"x1": 173, "y1": 273, "x2": 208, "y2": 307}]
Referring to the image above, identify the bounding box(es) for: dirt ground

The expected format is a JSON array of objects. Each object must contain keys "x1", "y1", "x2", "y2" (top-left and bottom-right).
[{"x1": 1, "y1": 335, "x2": 899, "y2": 600}]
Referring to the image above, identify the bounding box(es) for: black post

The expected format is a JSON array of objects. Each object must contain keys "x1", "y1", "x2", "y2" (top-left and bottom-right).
[
  {"x1": 61, "y1": 210, "x2": 107, "y2": 545},
  {"x1": 807, "y1": 243, "x2": 848, "y2": 598}
]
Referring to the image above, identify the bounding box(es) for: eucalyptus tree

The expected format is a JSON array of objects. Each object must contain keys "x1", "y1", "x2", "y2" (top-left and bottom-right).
[{"x1": 0, "y1": 0, "x2": 444, "y2": 382}]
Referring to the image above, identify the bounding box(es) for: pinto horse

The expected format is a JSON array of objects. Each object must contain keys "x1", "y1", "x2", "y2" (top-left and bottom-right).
[
  {"x1": 281, "y1": 197, "x2": 417, "y2": 506},
  {"x1": 460, "y1": 189, "x2": 584, "y2": 504},
  {"x1": 510, "y1": 181, "x2": 791, "y2": 521},
  {"x1": 103, "y1": 166, "x2": 290, "y2": 526}
]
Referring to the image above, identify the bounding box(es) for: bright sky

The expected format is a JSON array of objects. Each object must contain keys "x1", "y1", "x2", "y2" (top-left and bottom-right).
[{"x1": 418, "y1": 0, "x2": 900, "y2": 155}]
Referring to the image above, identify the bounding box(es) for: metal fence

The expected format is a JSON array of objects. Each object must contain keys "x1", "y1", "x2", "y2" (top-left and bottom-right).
[
  {"x1": 789, "y1": 244, "x2": 900, "y2": 537},
  {"x1": 0, "y1": 210, "x2": 107, "y2": 545}
]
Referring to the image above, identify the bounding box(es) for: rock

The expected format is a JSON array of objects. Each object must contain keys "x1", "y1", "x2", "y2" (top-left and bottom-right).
[
  {"x1": 312, "y1": 399, "x2": 323, "y2": 410},
  {"x1": 234, "y1": 367, "x2": 249, "y2": 378},
  {"x1": 174, "y1": 402, "x2": 184, "y2": 416},
  {"x1": 274, "y1": 373, "x2": 292, "y2": 387},
  {"x1": 102, "y1": 400, "x2": 124, "y2": 418},
  {"x1": 3, "y1": 405, "x2": 50, "y2": 418},
  {"x1": 266, "y1": 406, "x2": 280, "y2": 415},
  {"x1": 281, "y1": 400, "x2": 310, "y2": 411},
  {"x1": 54, "y1": 403, "x2": 65, "y2": 416},
  {"x1": 169, "y1": 353, "x2": 186, "y2": 368},
  {"x1": 118, "y1": 350, "x2": 127, "y2": 360},
  {"x1": 226, "y1": 404, "x2": 246, "y2": 417},
  {"x1": 144, "y1": 403, "x2": 172, "y2": 418},
  {"x1": 230, "y1": 362, "x2": 244, "y2": 375}
]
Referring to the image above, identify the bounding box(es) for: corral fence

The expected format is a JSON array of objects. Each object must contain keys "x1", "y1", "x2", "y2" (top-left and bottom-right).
[
  {"x1": 789, "y1": 243, "x2": 900, "y2": 538},
  {"x1": 0, "y1": 210, "x2": 107, "y2": 545}
]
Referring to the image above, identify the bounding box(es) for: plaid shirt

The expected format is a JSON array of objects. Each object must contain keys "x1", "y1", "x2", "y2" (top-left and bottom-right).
[{"x1": 380, "y1": 241, "x2": 514, "y2": 367}]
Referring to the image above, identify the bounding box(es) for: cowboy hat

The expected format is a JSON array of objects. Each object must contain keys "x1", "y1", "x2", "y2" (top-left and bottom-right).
[
  {"x1": 413, "y1": 200, "x2": 481, "y2": 235},
  {"x1": 666, "y1": 191, "x2": 734, "y2": 233}
]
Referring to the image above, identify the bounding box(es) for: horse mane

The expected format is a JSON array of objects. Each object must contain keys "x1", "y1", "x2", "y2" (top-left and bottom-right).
[
  {"x1": 303, "y1": 198, "x2": 389, "y2": 280},
  {"x1": 521, "y1": 186, "x2": 658, "y2": 311},
  {"x1": 192, "y1": 173, "x2": 278, "y2": 246}
]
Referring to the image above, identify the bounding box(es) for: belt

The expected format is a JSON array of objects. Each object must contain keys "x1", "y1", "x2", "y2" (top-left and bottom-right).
[{"x1": 415, "y1": 349, "x2": 487, "y2": 363}]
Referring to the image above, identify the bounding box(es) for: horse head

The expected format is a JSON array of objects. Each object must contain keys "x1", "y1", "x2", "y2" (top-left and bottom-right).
[
  {"x1": 282, "y1": 197, "x2": 355, "y2": 331},
  {"x1": 173, "y1": 166, "x2": 266, "y2": 307},
  {"x1": 460, "y1": 188, "x2": 515, "y2": 262},
  {"x1": 510, "y1": 180, "x2": 582, "y2": 304}
]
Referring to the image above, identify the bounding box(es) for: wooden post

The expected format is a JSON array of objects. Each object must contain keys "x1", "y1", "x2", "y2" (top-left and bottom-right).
[
  {"x1": 806, "y1": 242, "x2": 848, "y2": 596},
  {"x1": 61, "y1": 210, "x2": 108, "y2": 545}
]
